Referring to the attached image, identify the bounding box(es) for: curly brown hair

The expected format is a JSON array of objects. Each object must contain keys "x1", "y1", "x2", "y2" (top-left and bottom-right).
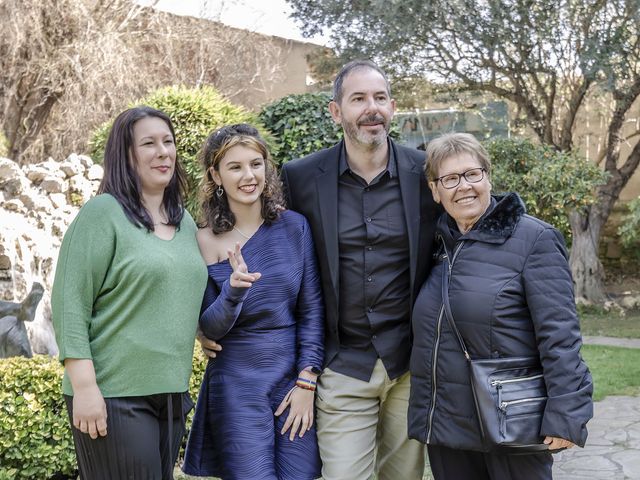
[{"x1": 200, "y1": 124, "x2": 284, "y2": 233}]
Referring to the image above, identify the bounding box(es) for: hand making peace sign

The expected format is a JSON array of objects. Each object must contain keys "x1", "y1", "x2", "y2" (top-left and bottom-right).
[{"x1": 228, "y1": 242, "x2": 261, "y2": 288}]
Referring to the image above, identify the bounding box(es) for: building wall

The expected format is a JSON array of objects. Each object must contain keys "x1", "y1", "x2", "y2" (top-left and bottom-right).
[
  {"x1": 158, "y1": 11, "x2": 323, "y2": 110},
  {"x1": 573, "y1": 95, "x2": 640, "y2": 203}
]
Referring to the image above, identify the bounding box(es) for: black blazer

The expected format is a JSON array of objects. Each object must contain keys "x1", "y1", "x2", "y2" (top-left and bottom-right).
[{"x1": 281, "y1": 139, "x2": 440, "y2": 366}]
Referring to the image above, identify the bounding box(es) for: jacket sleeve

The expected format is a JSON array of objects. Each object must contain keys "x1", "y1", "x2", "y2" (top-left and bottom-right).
[
  {"x1": 522, "y1": 227, "x2": 593, "y2": 447},
  {"x1": 295, "y1": 218, "x2": 325, "y2": 373},
  {"x1": 280, "y1": 162, "x2": 294, "y2": 210},
  {"x1": 199, "y1": 277, "x2": 249, "y2": 341},
  {"x1": 51, "y1": 199, "x2": 115, "y2": 362}
]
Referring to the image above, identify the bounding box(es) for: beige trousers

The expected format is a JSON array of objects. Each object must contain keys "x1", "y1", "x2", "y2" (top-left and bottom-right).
[{"x1": 316, "y1": 359, "x2": 427, "y2": 480}]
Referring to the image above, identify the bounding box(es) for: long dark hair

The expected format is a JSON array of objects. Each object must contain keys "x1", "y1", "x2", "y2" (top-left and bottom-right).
[
  {"x1": 97, "y1": 106, "x2": 187, "y2": 230},
  {"x1": 200, "y1": 124, "x2": 284, "y2": 233}
]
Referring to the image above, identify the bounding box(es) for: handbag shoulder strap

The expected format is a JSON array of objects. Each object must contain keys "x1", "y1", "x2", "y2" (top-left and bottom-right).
[{"x1": 441, "y1": 253, "x2": 472, "y2": 361}]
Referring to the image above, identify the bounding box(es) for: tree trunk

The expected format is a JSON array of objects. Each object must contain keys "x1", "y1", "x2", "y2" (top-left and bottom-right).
[
  {"x1": 569, "y1": 210, "x2": 607, "y2": 304},
  {"x1": 3, "y1": 80, "x2": 60, "y2": 163}
]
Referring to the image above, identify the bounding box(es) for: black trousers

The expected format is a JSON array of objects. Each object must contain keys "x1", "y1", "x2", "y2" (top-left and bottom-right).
[
  {"x1": 428, "y1": 445, "x2": 553, "y2": 480},
  {"x1": 64, "y1": 393, "x2": 193, "y2": 480}
]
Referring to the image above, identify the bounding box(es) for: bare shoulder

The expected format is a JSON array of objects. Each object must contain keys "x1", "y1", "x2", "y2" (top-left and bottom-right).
[{"x1": 197, "y1": 228, "x2": 226, "y2": 265}]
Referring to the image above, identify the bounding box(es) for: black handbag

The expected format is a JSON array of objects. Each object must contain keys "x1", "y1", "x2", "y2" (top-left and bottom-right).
[{"x1": 440, "y1": 255, "x2": 550, "y2": 454}]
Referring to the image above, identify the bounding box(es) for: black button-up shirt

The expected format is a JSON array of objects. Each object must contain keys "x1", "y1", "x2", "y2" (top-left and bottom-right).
[{"x1": 328, "y1": 143, "x2": 411, "y2": 381}]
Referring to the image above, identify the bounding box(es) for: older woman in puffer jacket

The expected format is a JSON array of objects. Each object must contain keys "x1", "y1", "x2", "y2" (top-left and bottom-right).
[{"x1": 408, "y1": 132, "x2": 593, "y2": 480}]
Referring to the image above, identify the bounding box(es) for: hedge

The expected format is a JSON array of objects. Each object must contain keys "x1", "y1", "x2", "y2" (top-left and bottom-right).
[
  {"x1": 259, "y1": 92, "x2": 343, "y2": 164},
  {"x1": 0, "y1": 350, "x2": 208, "y2": 479},
  {"x1": 0, "y1": 356, "x2": 75, "y2": 480}
]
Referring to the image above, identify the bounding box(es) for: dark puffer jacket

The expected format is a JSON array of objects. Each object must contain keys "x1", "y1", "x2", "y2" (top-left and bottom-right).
[{"x1": 408, "y1": 192, "x2": 593, "y2": 451}]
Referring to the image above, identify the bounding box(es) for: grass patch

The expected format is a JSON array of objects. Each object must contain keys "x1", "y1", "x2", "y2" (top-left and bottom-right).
[
  {"x1": 581, "y1": 344, "x2": 640, "y2": 401},
  {"x1": 579, "y1": 308, "x2": 640, "y2": 338}
]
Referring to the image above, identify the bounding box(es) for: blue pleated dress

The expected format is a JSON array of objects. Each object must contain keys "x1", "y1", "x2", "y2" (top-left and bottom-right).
[{"x1": 182, "y1": 210, "x2": 324, "y2": 480}]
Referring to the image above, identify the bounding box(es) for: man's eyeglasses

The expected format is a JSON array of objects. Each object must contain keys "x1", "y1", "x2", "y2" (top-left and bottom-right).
[{"x1": 434, "y1": 167, "x2": 486, "y2": 189}]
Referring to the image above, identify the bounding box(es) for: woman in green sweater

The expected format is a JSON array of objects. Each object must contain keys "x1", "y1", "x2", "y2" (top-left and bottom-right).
[{"x1": 52, "y1": 106, "x2": 207, "y2": 479}]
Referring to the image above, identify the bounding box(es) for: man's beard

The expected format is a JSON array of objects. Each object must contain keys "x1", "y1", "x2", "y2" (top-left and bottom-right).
[{"x1": 343, "y1": 114, "x2": 389, "y2": 150}]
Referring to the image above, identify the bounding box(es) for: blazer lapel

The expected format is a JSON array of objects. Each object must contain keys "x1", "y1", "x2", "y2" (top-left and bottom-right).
[
  {"x1": 395, "y1": 144, "x2": 422, "y2": 298},
  {"x1": 316, "y1": 146, "x2": 340, "y2": 301}
]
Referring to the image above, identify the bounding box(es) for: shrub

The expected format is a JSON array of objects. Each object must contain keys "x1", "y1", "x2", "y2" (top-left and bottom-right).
[
  {"x1": 259, "y1": 92, "x2": 401, "y2": 165},
  {"x1": 88, "y1": 85, "x2": 273, "y2": 216},
  {"x1": 259, "y1": 92, "x2": 343, "y2": 164},
  {"x1": 618, "y1": 196, "x2": 640, "y2": 248},
  {"x1": 0, "y1": 349, "x2": 209, "y2": 479},
  {"x1": 0, "y1": 356, "x2": 76, "y2": 480},
  {"x1": 485, "y1": 138, "x2": 608, "y2": 243}
]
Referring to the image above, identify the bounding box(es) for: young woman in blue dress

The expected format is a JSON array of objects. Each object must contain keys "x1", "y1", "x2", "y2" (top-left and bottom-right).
[{"x1": 182, "y1": 124, "x2": 324, "y2": 480}]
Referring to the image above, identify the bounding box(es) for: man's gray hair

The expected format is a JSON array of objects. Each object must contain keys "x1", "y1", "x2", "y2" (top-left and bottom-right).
[{"x1": 333, "y1": 59, "x2": 392, "y2": 104}]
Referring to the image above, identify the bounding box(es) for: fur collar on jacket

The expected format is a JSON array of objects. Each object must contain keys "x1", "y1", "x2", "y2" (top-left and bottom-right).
[{"x1": 437, "y1": 192, "x2": 526, "y2": 246}]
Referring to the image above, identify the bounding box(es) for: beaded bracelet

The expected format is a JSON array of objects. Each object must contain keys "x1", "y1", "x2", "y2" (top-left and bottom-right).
[{"x1": 295, "y1": 377, "x2": 317, "y2": 391}]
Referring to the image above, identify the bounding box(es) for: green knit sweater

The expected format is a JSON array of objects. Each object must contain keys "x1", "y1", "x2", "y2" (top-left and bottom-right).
[{"x1": 52, "y1": 194, "x2": 207, "y2": 397}]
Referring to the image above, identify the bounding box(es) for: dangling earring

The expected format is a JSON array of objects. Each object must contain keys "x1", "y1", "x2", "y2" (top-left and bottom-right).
[{"x1": 216, "y1": 185, "x2": 224, "y2": 197}]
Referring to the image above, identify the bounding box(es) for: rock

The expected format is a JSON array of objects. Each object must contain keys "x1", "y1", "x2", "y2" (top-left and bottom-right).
[
  {"x1": 78, "y1": 154, "x2": 94, "y2": 168},
  {"x1": 87, "y1": 164, "x2": 104, "y2": 181},
  {"x1": 620, "y1": 295, "x2": 640, "y2": 309},
  {"x1": 69, "y1": 175, "x2": 96, "y2": 205},
  {"x1": 0, "y1": 152, "x2": 106, "y2": 357},
  {"x1": 0, "y1": 157, "x2": 22, "y2": 180},
  {"x1": 0, "y1": 244, "x2": 10, "y2": 270},
  {"x1": 60, "y1": 153, "x2": 86, "y2": 177},
  {"x1": 19, "y1": 193, "x2": 53, "y2": 212},
  {"x1": 0, "y1": 255, "x2": 10, "y2": 270},
  {"x1": 603, "y1": 300, "x2": 624, "y2": 313},
  {"x1": 25, "y1": 166, "x2": 51, "y2": 183},
  {"x1": 1, "y1": 168, "x2": 30, "y2": 198},
  {"x1": 40, "y1": 176, "x2": 67, "y2": 194},
  {"x1": 59, "y1": 161, "x2": 83, "y2": 178},
  {"x1": 3, "y1": 198, "x2": 25, "y2": 213},
  {"x1": 62, "y1": 204, "x2": 75, "y2": 215},
  {"x1": 51, "y1": 219, "x2": 68, "y2": 238},
  {"x1": 33, "y1": 159, "x2": 65, "y2": 179},
  {"x1": 49, "y1": 193, "x2": 67, "y2": 209}
]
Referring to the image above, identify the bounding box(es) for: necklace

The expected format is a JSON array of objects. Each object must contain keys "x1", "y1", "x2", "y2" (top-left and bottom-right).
[{"x1": 233, "y1": 221, "x2": 264, "y2": 240}]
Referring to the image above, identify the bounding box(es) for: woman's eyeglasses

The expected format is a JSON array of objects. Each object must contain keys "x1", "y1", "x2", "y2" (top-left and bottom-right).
[{"x1": 435, "y1": 167, "x2": 486, "y2": 189}]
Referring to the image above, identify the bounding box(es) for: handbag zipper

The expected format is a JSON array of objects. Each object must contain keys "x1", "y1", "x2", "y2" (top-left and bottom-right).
[
  {"x1": 500, "y1": 397, "x2": 546, "y2": 410},
  {"x1": 426, "y1": 238, "x2": 464, "y2": 443},
  {"x1": 493, "y1": 374, "x2": 544, "y2": 407},
  {"x1": 490, "y1": 373, "x2": 544, "y2": 387},
  {"x1": 498, "y1": 397, "x2": 546, "y2": 436}
]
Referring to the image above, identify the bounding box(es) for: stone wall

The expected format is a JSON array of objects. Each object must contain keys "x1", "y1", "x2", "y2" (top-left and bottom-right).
[{"x1": 0, "y1": 154, "x2": 102, "y2": 355}]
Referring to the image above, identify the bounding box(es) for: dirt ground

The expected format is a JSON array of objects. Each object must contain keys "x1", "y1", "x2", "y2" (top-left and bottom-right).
[{"x1": 605, "y1": 272, "x2": 640, "y2": 297}]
